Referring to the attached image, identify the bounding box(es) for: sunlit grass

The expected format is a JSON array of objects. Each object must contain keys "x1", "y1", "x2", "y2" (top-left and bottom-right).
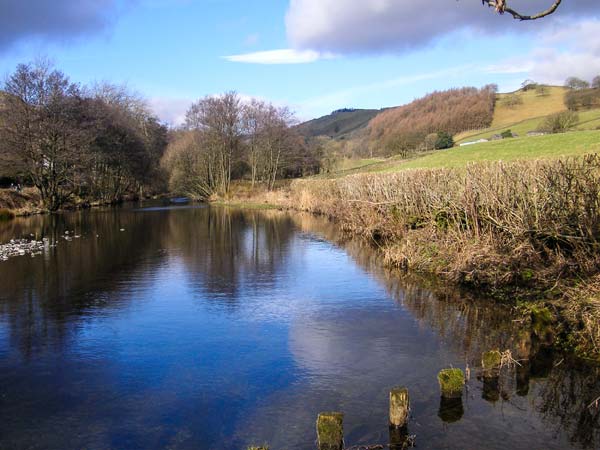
[{"x1": 384, "y1": 131, "x2": 600, "y2": 171}]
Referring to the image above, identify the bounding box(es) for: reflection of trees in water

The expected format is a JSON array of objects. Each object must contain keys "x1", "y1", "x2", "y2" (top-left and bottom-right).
[
  {"x1": 291, "y1": 212, "x2": 600, "y2": 449},
  {"x1": 0, "y1": 207, "x2": 169, "y2": 359},
  {"x1": 0, "y1": 206, "x2": 297, "y2": 357},
  {"x1": 538, "y1": 362, "x2": 600, "y2": 449},
  {"x1": 2, "y1": 207, "x2": 599, "y2": 448},
  {"x1": 167, "y1": 207, "x2": 296, "y2": 306}
]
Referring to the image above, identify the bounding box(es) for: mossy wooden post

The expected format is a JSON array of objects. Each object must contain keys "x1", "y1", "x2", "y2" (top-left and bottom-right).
[
  {"x1": 389, "y1": 387, "x2": 410, "y2": 429},
  {"x1": 482, "y1": 350, "x2": 502, "y2": 377},
  {"x1": 438, "y1": 368, "x2": 465, "y2": 399},
  {"x1": 316, "y1": 412, "x2": 344, "y2": 450}
]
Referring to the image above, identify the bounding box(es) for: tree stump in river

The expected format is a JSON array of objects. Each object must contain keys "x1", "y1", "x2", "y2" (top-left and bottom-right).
[
  {"x1": 389, "y1": 387, "x2": 410, "y2": 429},
  {"x1": 482, "y1": 350, "x2": 502, "y2": 377},
  {"x1": 438, "y1": 369, "x2": 465, "y2": 399},
  {"x1": 316, "y1": 412, "x2": 344, "y2": 450}
]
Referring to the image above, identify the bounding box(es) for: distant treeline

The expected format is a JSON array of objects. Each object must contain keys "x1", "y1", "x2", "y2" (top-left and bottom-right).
[
  {"x1": 0, "y1": 60, "x2": 168, "y2": 211},
  {"x1": 367, "y1": 85, "x2": 497, "y2": 156},
  {"x1": 0, "y1": 60, "x2": 323, "y2": 209}
]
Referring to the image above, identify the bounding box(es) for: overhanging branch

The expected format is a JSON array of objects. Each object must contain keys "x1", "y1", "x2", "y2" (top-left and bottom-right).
[{"x1": 482, "y1": 0, "x2": 562, "y2": 21}]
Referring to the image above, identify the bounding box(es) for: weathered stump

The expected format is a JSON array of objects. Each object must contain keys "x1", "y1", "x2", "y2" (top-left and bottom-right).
[
  {"x1": 437, "y1": 368, "x2": 465, "y2": 399},
  {"x1": 316, "y1": 412, "x2": 344, "y2": 450},
  {"x1": 482, "y1": 350, "x2": 502, "y2": 377},
  {"x1": 389, "y1": 387, "x2": 410, "y2": 429}
]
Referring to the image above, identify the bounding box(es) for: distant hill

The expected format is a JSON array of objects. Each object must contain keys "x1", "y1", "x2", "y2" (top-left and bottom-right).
[{"x1": 296, "y1": 108, "x2": 383, "y2": 140}]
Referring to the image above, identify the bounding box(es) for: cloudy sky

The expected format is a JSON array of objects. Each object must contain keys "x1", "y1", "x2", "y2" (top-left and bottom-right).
[{"x1": 0, "y1": 0, "x2": 599, "y2": 124}]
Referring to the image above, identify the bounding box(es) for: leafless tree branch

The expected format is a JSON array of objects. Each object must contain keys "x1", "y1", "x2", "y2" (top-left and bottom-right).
[{"x1": 482, "y1": 0, "x2": 562, "y2": 21}]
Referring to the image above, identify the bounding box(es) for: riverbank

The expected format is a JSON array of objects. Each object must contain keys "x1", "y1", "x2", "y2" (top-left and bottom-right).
[
  {"x1": 0, "y1": 187, "x2": 167, "y2": 218},
  {"x1": 0, "y1": 188, "x2": 43, "y2": 217},
  {"x1": 217, "y1": 155, "x2": 600, "y2": 360}
]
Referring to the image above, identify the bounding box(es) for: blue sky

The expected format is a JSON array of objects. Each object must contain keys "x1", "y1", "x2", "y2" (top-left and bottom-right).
[{"x1": 1, "y1": 0, "x2": 599, "y2": 124}]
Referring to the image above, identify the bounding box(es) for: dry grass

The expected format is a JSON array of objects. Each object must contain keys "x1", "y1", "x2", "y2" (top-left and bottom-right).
[
  {"x1": 455, "y1": 86, "x2": 568, "y2": 142},
  {"x1": 0, "y1": 188, "x2": 41, "y2": 215},
  {"x1": 492, "y1": 87, "x2": 568, "y2": 128},
  {"x1": 284, "y1": 155, "x2": 600, "y2": 287}
]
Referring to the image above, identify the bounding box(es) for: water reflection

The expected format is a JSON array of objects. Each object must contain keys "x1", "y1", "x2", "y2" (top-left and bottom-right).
[{"x1": 0, "y1": 205, "x2": 598, "y2": 450}]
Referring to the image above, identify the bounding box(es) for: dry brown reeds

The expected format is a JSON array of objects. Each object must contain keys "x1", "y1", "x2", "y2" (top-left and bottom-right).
[{"x1": 286, "y1": 155, "x2": 600, "y2": 291}]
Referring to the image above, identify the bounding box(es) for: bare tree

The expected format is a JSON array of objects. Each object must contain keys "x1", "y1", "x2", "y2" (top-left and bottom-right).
[
  {"x1": 481, "y1": 0, "x2": 562, "y2": 21},
  {"x1": 0, "y1": 60, "x2": 95, "y2": 210},
  {"x1": 87, "y1": 82, "x2": 167, "y2": 201},
  {"x1": 185, "y1": 92, "x2": 244, "y2": 195},
  {"x1": 161, "y1": 130, "x2": 217, "y2": 199},
  {"x1": 243, "y1": 100, "x2": 299, "y2": 189}
]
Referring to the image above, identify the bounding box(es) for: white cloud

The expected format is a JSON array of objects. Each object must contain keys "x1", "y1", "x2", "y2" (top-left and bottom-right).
[
  {"x1": 491, "y1": 19, "x2": 600, "y2": 86},
  {"x1": 148, "y1": 97, "x2": 192, "y2": 127},
  {"x1": 222, "y1": 48, "x2": 337, "y2": 65},
  {"x1": 149, "y1": 93, "x2": 289, "y2": 126},
  {"x1": 285, "y1": 0, "x2": 599, "y2": 54}
]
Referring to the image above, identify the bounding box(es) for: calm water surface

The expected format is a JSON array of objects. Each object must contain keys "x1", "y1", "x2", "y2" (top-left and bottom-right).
[{"x1": 0, "y1": 204, "x2": 598, "y2": 450}]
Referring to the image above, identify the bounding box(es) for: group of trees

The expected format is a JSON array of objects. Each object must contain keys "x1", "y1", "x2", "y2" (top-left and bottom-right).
[
  {"x1": 161, "y1": 93, "x2": 320, "y2": 199},
  {"x1": 564, "y1": 75, "x2": 600, "y2": 111},
  {"x1": 0, "y1": 62, "x2": 325, "y2": 208},
  {"x1": 366, "y1": 86, "x2": 497, "y2": 157},
  {"x1": 0, "y1": 60, "x2": 167, "y2": 210}
]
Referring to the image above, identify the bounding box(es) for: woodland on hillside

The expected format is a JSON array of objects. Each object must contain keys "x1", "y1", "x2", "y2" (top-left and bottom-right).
[{"x1": 366, "y1": 86, "x2": 497, "y2": 157}]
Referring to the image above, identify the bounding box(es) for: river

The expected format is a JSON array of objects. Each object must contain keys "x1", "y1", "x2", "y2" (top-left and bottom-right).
[{"x1": 0, "y1": 203, "x2": 598, "y2": 449}]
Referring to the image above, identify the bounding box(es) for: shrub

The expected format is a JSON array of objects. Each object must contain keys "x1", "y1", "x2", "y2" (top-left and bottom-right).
[
  {"x1": 500, "y1": 129, "x2": 514, "y2": 139},
  {"x1": 539, "y1": 111, "x2": 579, "y2": 133},
  {"x1": 435, "y1": 131, "x2": 454, "y2": 150}
]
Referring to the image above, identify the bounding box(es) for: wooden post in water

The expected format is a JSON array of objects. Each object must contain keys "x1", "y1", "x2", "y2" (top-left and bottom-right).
[
  {"x1": 316, "y1": 412, "x2": 344, "y2": 450},
  {"x1": 438, "y1": 368, "x2": 465, "y2": 399},
  {"x1": 482, "y1": 350, "x2": 502, "y2": 377},
  {"x1": 389, "y1": 387, "x2": 410, "y2": 429}
]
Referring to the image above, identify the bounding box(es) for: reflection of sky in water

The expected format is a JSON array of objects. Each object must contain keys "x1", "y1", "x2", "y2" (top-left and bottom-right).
[{"x1": 0, "y1": 205, "x2": 598, "y2": 450}]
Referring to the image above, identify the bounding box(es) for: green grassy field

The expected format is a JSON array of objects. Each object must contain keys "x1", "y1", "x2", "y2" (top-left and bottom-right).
[{"x1": 383, "y1": 130, "x2": 600, "y2": 171}]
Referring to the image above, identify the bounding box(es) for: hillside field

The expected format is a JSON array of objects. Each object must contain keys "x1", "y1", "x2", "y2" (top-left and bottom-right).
[
  {"x1": 456, "y1": 86, "x2": 600, "y2": 144},
  {"x1": 316, "y1": 131, "x2": 600, "y2": 177}
]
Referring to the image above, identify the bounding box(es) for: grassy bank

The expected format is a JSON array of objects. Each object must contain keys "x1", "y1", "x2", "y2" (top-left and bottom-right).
[
  {"x1": 225, "y1": 154, "x2": 600, "y2": 359},
  {"x1": 0, "y1": 188, "x2": 42, "y2": 217}
]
